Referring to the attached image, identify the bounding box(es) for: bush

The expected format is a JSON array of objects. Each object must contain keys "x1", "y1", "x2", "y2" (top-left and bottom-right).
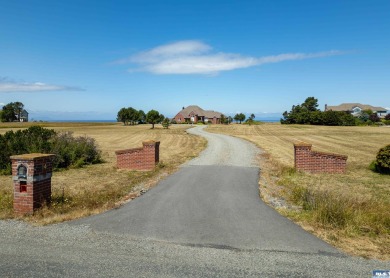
[
  {"x1": 162, "y1": 118, "x2": 171, "y2": 129},
  {"x1": 51, "y1": 132, "x2": 102, "y2": 169},
  {"x1": 0, "y1": 126, "x2": 102, "y2": 175},
  {"x1": 385, "y1": 114, "x2": 390, "y2": 120},
  {"x1": 370, "y1": 144, "x2": 390, "y2": 174},
  {"x1": 369, "y1": 113, "x2": 381, "y2": 122}
]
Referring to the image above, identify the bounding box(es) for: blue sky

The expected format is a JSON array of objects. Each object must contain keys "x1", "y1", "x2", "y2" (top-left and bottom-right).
[{"x1": 0, "y1": 0, "x2": 389, "y2": 120}]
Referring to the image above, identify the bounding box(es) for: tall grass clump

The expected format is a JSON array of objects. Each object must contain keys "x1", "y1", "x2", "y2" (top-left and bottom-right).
[{"x1": 289, "y1": 183, "x2": 389, "y2": 236}]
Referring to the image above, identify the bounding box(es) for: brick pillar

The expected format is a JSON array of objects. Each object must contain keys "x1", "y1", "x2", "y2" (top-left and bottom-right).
[
  {"x1": 294, "y1": 143, "x2": 312, "y2": 172},
  {"x1": 11, "y1": 153, "x2": 55, "y2": 215},
  {"x1": 142, "y1": 141, "x2": 160, "y2": 170}
]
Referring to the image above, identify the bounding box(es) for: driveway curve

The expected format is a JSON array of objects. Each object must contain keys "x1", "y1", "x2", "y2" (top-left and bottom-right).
[
  {"x1": 70, "y1": 126, "x2": 338, "y2": 253},
  {"x1": 185, "y1": 126, "x2": 260, "y2": 167}
]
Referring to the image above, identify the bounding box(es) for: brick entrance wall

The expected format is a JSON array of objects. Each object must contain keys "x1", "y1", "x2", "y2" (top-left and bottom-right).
[
  {"x1": 11, "y1": 153, "x2": 55, "y2": 215},
  {"x1": 294, "y1": 143, "x2": 347, "y2": 174},
  {"x1": 116, "y1": 141, "x2": 160, "y2": 171}
]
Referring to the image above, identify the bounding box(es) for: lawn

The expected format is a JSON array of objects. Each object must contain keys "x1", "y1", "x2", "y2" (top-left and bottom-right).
[
  {"x1": 208, "y1": 123, "x2": 390, "y2": 260},
  {"x1": 0, "y1": 123, "x2": 206, "y2": 223}
]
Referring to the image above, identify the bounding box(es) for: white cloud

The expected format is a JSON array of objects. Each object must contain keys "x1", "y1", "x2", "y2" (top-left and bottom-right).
[
  {"x1": 115, "y1": 40, "x2": 344, "y2": 75},
  {"x1": 0, "y1": 78, "x2": 84, "y2": 93}
]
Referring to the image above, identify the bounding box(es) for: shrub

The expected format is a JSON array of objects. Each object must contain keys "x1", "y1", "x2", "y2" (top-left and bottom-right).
[
  {"x1": 369, "y1": 113, "x2": 380, "y2": 122},
  {"x1": 0, "y1": 126, "x2": 102, "y2": 174},
  {"x1": 162, "y1": 118, "x2": 171, "y2": 129},
  {"x1": 51, "y1": 132, "x2": 102, "y2": 169},
  {"x1": 371, "y1": 144, "x2": 390, "y2": 174},
  {"x1": 385, "y1": 114, "x2": 390, "y2": 120}
]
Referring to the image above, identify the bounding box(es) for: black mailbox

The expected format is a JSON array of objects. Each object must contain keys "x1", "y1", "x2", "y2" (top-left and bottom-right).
[{"x1": 17, "y1": 165, "x2": 27, "y2": 180}]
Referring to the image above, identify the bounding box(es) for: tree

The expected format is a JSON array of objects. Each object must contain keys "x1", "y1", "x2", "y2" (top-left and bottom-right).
[
  {"x1": 138, "y1": 110, "x2": 146, "y2": 124},
  {"x1": 385, "y1": 114, "x2": 390, "y2": 120},
  {"x1": 220, "y1": 114, "x2": 226, "y2": 124},
  {"x1": 117, "y1": 107, "x2": 140, "y2": 125},
  {"x1": 302, "y1": 97, "x2": 319, "y2": 112},
  {"x1": 250, "y1": 113, "x2": 255, "y2": 120},
  {"x1": 117, "y1": 107, "x2": 130, "y2": 125},
  {"x1": 127, "y1": 107, "x2": 139, "y2": 125},
  {"x1": 1, "y1": 103, "x2": 17, "y2": 122},
  {"x1": 146, "y1": 109, "x2": 164, "y2": 129},
  {"x1": 281, "y1": 97, "x2": 357, "y2": 126},
  {"x1": 12, "y1": 102, "x2": 24, "y2": 121},
  {"x1": 321, "y1": 110, "x2": 342, "y2": 126},
  {"x1": 234, "y1": 113, "x2": 246, "y2": 124},
  {"x1": 227, "y1": 116, "x2": 233, "y2": 124}
]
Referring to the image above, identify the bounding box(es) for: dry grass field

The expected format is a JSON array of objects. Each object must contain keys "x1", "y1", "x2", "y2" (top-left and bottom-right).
[
  {"x1": 208, "y1": 123, "x2": 390, "y2": 260},
  {"x1": 0, "y1": 122, "x2": 206, "y2": 224}
]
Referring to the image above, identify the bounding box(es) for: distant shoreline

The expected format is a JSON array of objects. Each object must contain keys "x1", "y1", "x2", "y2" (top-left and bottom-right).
[{"x1": 40, "y1": 119, "x2": 281, "y2": 123}]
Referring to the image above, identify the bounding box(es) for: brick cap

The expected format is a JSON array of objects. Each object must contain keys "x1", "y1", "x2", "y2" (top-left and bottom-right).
[
  {"x1": 10, "y1": 153, "x2": 55, "y2": 160},
  {"x1": 294, "y1": 142, "x2": 312, "y2": 147}
]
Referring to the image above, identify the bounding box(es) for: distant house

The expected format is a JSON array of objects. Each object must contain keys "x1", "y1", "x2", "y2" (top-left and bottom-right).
[
  {"x1": 174, "y1": 105, "x2": 222, "y2": 124},
  {"x1": 325, "y1": 103, "x2": 387, "y2": 118},
  {"x1": 16, "y1": 109, "x2": 29, "y2": 122}
]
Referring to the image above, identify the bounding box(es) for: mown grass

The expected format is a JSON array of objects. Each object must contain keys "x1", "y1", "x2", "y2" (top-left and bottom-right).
[
  {"x1": 0, "y1": 123, "x2": 206, "y2": 224},
  {"x1": 208, "y1": 123, "x2": 390, "y2": 260}
]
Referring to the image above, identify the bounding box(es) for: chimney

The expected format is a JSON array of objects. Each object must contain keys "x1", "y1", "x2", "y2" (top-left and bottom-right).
[{"x1": 325, "y1": 104, "x2": 328, "y2": 111}]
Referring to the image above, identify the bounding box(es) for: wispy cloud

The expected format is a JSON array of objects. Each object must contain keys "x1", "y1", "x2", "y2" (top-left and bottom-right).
[
  {"x1": 0, "y1": 77, "x2": 84, "y2": 93},
  {"x1": 114, "y1": 40, "x2": 344, "y2": 75}
]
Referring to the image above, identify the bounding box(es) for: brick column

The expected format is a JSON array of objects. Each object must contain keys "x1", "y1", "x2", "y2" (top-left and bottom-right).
[
  {"x1": 11, "y1": 153, "x2": 55, "y2": 215},
  {"x1": 142, "y1": 141, "x2": 160, "y2": 170},
  {"x1": 294, "y1": 143, "x2": 312, "y2": 172}
]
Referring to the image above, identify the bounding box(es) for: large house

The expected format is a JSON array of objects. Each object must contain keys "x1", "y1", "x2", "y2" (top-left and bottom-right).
[
  {"x1": 174, "y1": 105, "x2": 222, "y2": 124},
  {"x1": 325, "y1": 103, "x2": 387, "y2": 118}
]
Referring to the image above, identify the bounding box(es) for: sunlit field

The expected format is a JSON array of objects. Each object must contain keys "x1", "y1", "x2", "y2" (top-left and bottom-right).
[
  {"x1": 208, "y1": 123, "x2": 390, "y2": 260},
  {"x1": 0, "y1": 123, "x2": 206, "y2": 223}
]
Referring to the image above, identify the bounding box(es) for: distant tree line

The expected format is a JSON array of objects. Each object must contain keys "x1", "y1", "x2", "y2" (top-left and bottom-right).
[
  {"x1": 116, "y1": 107, "x2": 168, "y2": 129},
  {"x1": 231, "y1": 113, "x2": 257, "y2": 125},
  {"x1": 0, "y1": 101, "x2": 24, "y2": 122},
  {"x1": 281, "y1": 97, "x2": 385, "y2": 126}
]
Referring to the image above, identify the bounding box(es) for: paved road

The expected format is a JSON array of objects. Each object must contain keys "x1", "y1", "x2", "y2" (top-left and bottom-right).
[{"x1": 0, "y1": 126, "x2": 388, "y2": 277}]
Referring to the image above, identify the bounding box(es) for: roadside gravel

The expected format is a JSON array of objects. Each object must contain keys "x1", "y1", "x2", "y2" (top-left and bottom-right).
[{"x1": 0, "y1": 220, "x2": 388, "y2": 278}]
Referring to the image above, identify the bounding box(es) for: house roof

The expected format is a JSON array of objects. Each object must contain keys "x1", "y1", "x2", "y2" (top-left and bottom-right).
[
  {"x1": 326, "y1": 103, "x2": 387, "y2": 112},
  {"x1": 177, "y1": 105, "x2": 222, "y2": 118},
  {"x1": 204, "y1": 110, "x2": 221, "y2": 118},
  {"x1": 179, "y1": 105, "x2": 205, "y2": 117}
]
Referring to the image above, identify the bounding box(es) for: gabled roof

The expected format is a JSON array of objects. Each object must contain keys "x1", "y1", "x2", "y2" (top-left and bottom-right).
[
  {"x1": 204, "y1": 110, "x2": 221, "y2": 118},
  {"x1": 178, "y1": 105, "x2": 205, "y2": 117},
  {"x1": 327, "y1": 103, "x2": 387, "y2": 112},
  {"x1": 177, "y1": 105, "x2": 222, "y2": 118}
]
